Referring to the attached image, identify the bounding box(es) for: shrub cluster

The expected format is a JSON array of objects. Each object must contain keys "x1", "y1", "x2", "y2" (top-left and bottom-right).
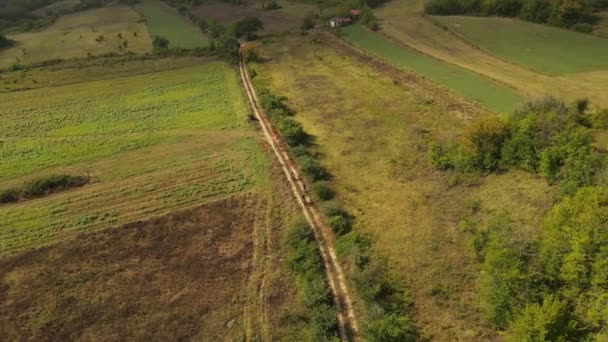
[
  {"x1": 286, "y1": 219, "x2": 338, "y2": 340},
  {"x1": 424, "y1": 0, "x2": 599, "y2": 30},
  {"x1": 257, "y1": 88, "x2": 334, "y2": 185},
  {"x1": 0, "y1": 34, "x2": 14, "y2": 49},
  {"x1": 0, "y1": 174, "x2": 89, "y2": 205},
  {"x1": 336, "y1": 231, "x2": 417, "y2": 341},
  {"x1": 471, "y1": 186, "x2": 608, "y2": 340},
  {"x1": 429, "y1": 98, "x2": 607, "y2": 196}
]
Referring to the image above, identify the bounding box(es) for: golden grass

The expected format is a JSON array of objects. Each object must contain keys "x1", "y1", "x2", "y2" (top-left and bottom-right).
[
  {"x1": 253, "y1": 36, "x2": 553, "y2": 340},
  {"x1": 0, "y1": 6, "x2": 152, "y2": 69}
]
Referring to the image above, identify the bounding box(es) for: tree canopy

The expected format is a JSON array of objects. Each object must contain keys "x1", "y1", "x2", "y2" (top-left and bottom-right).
[{"x1": 229, "y1": 17, "x2": 263, "y2": 40}]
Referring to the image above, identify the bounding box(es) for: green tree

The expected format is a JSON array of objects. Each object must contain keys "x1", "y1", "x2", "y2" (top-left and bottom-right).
[
  {"x1": 208, "y1": 19, "x2": 225, "y2": 38},
  {"x1": 463, "y1": 116, "x2": 509, "y2": 172},
  {"x1": 360, "y1": 5, "x2": 378, "y2": 30},
  {"x1": 505, "y1": 296, "x2": 578, "y2": 341},
  {"x1": 152, "y1": 36, "x2": 169, "y2": 51},
  {"x1": 215, "y1": 35, "x2": 240, "y2": 63},
  {"x1": 0, "y1": 34, "x2": 14, "y2": 49},
  {"x1": 363, "y1": 314, "x2": 415, "y2": 342},
  {"x1": 230, "y1": 17, "x2": 263, "y2": 40}
]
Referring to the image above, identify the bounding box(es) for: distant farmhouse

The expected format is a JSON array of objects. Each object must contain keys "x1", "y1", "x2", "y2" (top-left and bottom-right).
[
  {"x1": 329, "y1": 9, "x2": 361, "y2": 28},
  {"x1": 329, "y1": 17, "x2": 352, "y2": 28}
]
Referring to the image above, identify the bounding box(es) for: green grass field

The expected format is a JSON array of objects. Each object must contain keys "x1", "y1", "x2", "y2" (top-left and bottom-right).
[
  {"x1": 434, "y1": 16, "x2": 608, "y2": 75},
  {"x1": 0, "y1": 60, "x2": 264, "y2": 254},
  {"x1": 0, "y1": 6, "x2": 152, "y2": 69},
  {"x1": 341, "y1": 25, "x2": 523, "y2": 113},
  {"x1": 136, "y1": 0, "x2": 209, "y2": 49}
]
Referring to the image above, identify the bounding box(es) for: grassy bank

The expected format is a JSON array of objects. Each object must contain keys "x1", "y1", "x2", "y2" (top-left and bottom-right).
[
  {"x1": 434, "y1": 16, "x2": 608, "y2": 75},
  {"x1": 341, "y1": 24, "x2": 523, "y2": 113}
]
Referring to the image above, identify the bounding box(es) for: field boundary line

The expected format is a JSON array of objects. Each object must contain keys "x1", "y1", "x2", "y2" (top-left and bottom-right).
[{"x1": 238, "y1": 49, "x2": 360, "y2": 341}]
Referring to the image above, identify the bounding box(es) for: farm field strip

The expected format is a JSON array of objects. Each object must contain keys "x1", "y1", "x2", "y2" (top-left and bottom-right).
[
  {"x1": 0, "y1": 59, "x2": 267, "y2": 256},
  {"x1": 0, "y1": 144, "x2": 257, "y2": 254},
  {"x1": 433, "y1": 15, "x2": 608, "y2": 75},
  {"x1": 340, "y1": 24, "x2": 523, "y2": 113},
  {"x1": 136, "y1": 0, "x2": 209, "y2": 48},
  {"x1": 0, "y1": 6, "x2": 152, "y2": 69},
  {"x1": 373, "y1": 4, "x2": 608, "y2": 107},
  {"x1": 0, "y1": 62, "x2": 244, "y2": 182}
]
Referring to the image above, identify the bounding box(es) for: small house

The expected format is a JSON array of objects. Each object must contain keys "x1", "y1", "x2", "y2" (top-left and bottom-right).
[
  {"x1": 350, "y1": 9, "x2": 362, "y2": 18},
  {"x1": 329, "y1": 17, "x2": 352, "y2": 28}
]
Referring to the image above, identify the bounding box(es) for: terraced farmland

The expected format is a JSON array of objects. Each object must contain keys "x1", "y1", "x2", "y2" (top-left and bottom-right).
[
  {"x1": 341, "y1": 24, "x2": 523, "y2": 113},
  {"x1": 0, "y1": 61, "x2": 262, "y2": 254},
  {"x1": 434, "y1": 16, "x2": 608, "y2": 75}
]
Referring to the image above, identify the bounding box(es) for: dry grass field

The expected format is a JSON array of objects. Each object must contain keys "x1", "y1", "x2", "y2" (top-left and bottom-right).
[
  {"x1": 0, "y1": 6, "x2": 152, "y2": 69},
  {"x1": 252, "y1": 35, "x2": 553, "y2": 340}
]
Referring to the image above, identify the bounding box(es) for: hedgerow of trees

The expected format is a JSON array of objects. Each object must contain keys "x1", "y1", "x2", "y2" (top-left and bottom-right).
[
  {"x1": 424, "y1": 0, "x2": 603, "y2": 31},
  {"x1": 429, "y1": 97, "x2": 607, "y2": 197},
  {"x1": 430, "y1": 98, "x2": 608, "y2": 339}
]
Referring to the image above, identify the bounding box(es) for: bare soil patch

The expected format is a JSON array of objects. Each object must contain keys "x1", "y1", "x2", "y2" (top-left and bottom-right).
[
  {"x1": 0, "y1": 195, "x2": 258, "y2": 341},
  {"x1": 193, "y1": 2, "x2": 301, "y2": 35}
]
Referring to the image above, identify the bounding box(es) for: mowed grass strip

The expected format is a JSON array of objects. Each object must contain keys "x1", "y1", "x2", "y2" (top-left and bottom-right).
[
  {"x1": 136, "y1": 0, "x2": 209, "y2": 48},
  {"x1": 341, "y1": 24, "x2": 523, "y2": 113},
  {"x1": 434, "y1": 16, "x2": 608, "y2": 75}
]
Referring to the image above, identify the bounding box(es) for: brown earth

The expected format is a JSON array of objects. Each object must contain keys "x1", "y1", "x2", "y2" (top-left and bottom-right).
[
  {"x1": 0, "y1": 195, "x2": 259, "y2": 342},
  {"x1": 193, "y1": 1, "x2": 313, "y2": 36}
]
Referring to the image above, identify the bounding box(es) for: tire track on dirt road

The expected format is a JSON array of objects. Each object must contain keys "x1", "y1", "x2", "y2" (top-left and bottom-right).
[{"x1": 238, "y1": 49, "x2": 360, "y2": 341}]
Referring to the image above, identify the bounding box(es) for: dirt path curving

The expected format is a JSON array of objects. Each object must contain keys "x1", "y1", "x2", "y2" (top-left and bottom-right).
[{"x1": 238, "y1": 49, "x2": 360, "y2": 341}]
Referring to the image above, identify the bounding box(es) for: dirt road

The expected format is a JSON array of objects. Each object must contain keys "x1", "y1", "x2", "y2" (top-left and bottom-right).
[{"x1": 238, "y1": 49, "x2": 360, "y2": 341}]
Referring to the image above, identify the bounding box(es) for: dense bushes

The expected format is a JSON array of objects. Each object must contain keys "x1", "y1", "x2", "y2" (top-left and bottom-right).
[
  {"x1": 286, "y1": 219, "x2": 338, "y2": 340},
  {"x1": 0, "y1": 35, "x2": 14, "y2": 49},
  {"x1": 429, "y1": 98, "x2": 606, "y2": 196},
  {"x1": 229, "y1": 17, "x2": 263, "y2": 40},
  {"x1": 424, "y1": 0, "x2": 599, "y2": 30},
  {"x1": 432, "y1": 97, "x2": 608, "y2": 338},
  {"x1": 472, "y1": 187, "x2": 608, "y2": 340},
  {"x1": 0, "y1": 174, "x2": 89, "y2": 204},
  {"x1": 337, "y1": 232, "x2": 417, "y2": 341}
]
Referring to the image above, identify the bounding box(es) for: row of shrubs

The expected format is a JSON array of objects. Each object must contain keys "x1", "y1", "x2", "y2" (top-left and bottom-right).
[
  {"x1": 429, "y1": 97, "x2": 608, "y2": 197},
  {"x1": 285, "y1": 219, "x2": 339, "y2": 340},
  {"x1": 424, "y1": 0, "x2": 604, "y2": 31},
  {"x1": 255, "y1": 85, "x2": 417, "y2": 340},
  {"x1": 0, "y1": 174, "x2": 89, "y2": 205}
]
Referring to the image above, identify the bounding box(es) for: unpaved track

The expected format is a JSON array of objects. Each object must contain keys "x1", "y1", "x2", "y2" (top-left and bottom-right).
[{"x1": 238, "y1": 49, "x2": 360, "y2": 341}]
